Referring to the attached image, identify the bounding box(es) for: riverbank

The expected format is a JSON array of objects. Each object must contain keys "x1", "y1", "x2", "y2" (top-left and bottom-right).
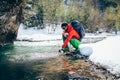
[
  {"x1": 0, "y1": 46, "x2": 119, "y2": 80},
  {"x1": 33, "y1": 54, "x2": 119, "y2": 80},
  {"x1": 1, "y1": 36, "x2": 120, "y2": 80}
]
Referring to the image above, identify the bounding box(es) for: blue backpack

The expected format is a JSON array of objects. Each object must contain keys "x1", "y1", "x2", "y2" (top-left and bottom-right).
[{"x1": 71, "y1": 20, "x2": 85, "y2": 41}]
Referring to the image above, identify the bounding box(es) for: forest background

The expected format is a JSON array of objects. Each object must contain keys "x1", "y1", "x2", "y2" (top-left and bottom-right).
[{"x1": 22, "y1": 0, "x2": 120, "y2": 34}]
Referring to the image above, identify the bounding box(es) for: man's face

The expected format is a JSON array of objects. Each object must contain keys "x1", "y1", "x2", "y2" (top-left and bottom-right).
[{"x1": 62, "y1": 26, "x2": 67, "y2": 31}]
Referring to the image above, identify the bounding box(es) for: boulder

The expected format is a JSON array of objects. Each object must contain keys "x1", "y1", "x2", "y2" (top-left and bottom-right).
[{"x1": 0, "y1": 0, "x2": 23, "y2": 46}]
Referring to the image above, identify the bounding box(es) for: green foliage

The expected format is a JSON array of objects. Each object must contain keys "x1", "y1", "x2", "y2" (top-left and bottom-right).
[
  {"x1": 37, "y1": 5, "x2": 44, "y2": 25},
  {"x1": 22, "y1": 0, "x2": 120, "y2": 32},
  {"x1": 0, "y1": 0, "x2": 22, "y2": 12},
  {"x1": 105, "y1": 5, "x2": 120, "y2": 30},
  {"x1": 23, "y1": 15, "x2": 38, "y2": 28}
]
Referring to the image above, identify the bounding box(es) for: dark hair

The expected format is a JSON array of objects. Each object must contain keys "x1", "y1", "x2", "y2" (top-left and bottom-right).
[{"x1": 61, "y1": 22, "x2": 68, "y2": 28}]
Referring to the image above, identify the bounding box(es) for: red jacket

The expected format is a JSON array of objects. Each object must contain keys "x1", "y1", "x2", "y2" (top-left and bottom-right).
[{"x1": 62, "y1": 24, "x2": 80, "y2": 48}]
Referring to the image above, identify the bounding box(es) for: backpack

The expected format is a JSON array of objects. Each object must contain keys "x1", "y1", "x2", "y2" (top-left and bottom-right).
[{"x1": 70, "y1": 20, "x2": 85, "y2": 41}]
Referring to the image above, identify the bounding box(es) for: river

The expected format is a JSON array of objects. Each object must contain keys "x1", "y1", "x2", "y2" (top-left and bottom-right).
[
  {"x1": 0, "y1": 40, "x2": 118, "y2": 80},
  {"x1": 0, "y1": 41, "x2": 67, "y2": 80}
]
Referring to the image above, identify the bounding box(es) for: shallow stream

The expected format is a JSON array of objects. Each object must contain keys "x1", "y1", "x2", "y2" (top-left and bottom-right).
[
  {"x1": 0, "y1": 40, "x2": 117, "y2": 80},
  {"x1": 0, "y1": 41, "x2": 65, "y2": 80}
]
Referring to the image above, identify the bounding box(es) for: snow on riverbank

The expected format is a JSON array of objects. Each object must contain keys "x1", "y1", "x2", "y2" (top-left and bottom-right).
[
  {"x1": 82, "y1": 36, "x2": 120, "y2": 76},
  {"x1": 17, "y1": 23, "x2": 120, "y2": 76},
  {"x1": 17, "y1": 23, "x2": 62, "y2": 41}
]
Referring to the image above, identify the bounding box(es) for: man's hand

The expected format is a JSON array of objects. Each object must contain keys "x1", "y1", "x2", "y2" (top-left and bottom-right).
[
  {"x1": 58, "y1": 48, "x2": 64, "y2": 53},
  {"x1": 63, "y1": 33, "x2": 68, "y2": 37}
]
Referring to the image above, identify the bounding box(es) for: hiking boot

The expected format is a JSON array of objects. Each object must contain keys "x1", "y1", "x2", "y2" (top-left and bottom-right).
[
  {"x1": 63, "y1": 48, "x2": 70, "y2": 52},
  {"x1": 72, "y1": 48, "x2": 81, "y2": 54},
  {"x1": 59, "y1": 48, "x2": 70, "y2": 53}
]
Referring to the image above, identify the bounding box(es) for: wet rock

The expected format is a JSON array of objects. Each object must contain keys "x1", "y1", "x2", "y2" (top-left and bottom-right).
[
  {"x1": 60, "y1": 54, "x2": 119, "y2": 80},
  {"x1": 0, "y1": 0, "x2": 22, "y2": 46},
  {"x1": 67, "y1": 71, "x2": 89, "y2": 80}
]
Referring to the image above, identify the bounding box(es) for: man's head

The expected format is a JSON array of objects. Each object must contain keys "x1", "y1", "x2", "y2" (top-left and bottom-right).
[{"x1": 61, "y1": 22, "x2": 68, "y2": 30}]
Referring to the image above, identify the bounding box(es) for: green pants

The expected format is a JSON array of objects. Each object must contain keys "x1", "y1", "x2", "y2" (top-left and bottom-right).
[{"x1": 62, "y1": 36, "x2": 81, "y2": 51}]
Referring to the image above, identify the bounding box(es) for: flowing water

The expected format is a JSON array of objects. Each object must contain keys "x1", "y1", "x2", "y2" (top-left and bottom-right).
[
  {"x1": 0, "y1": 41, "x2": 67, "y2": 80},
  {"x1": 0, "y1": 41, "x2": 117, "y2": 80}
]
